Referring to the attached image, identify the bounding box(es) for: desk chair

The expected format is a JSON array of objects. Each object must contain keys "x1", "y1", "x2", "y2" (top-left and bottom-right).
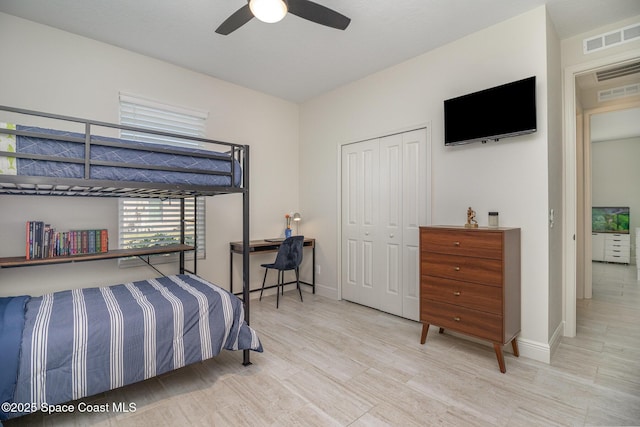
[{"x1": 259, "y1": 235, "x2": 304, "y2": 308}]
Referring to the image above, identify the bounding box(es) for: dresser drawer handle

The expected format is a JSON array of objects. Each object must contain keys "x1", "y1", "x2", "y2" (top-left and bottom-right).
[
  {"x1": 453, "y1": 241, "x2": 460, "y2": 246},
  {"x1": 453, "y1": 291, "x2": 461, "y2": 296},
  {"x1": 454, "y1": 267, "x2": 460, "y2": 271},
  {"x1": 453, "y1": 316, "x2": 461, "y2": 322}
]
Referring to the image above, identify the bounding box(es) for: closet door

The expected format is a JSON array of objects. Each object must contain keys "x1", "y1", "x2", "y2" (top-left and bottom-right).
[
  {"x1": 341, "y1": 128, "x2": 426, "y2": 321},
  {"x1": 341, "y1": 140, "x2": 379, "y2": 308},
  {"x1": 377, "y1": 130, "x2": 426, "y2": 319},
  {"x1": 378, "y1": 134, "x2": 403, "y2": 316},
  {"x1": 401, "y1": 129, "x2": 426, "y2": 321}
]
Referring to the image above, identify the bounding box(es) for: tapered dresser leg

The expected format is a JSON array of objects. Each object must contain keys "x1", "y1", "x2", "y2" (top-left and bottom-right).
[
  {"x1": 493, "y1": 343, "x2": 506, "y2": 373},
  {"x1": 511, "y1": 338, "x2": 520, "y2": 357},
  {"x1": 420, "y1": 323, "x2": 430, "y2": 344}
]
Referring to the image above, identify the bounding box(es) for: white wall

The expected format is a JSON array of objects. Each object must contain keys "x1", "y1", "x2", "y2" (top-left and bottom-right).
[
  {"x1": 0, "y1": 12, "x2": 300, "y2": 296},
  {"x1": 300, "y1": 7, "x2": 552, "y2": 360},
  {"x1": 545, "y1": 9, "x2": 564, "y2": 352}
]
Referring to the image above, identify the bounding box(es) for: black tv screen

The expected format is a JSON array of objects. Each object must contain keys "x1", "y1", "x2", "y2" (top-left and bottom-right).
[{"x1": 444, "y1": 76, "x2": 537, "y2": 146}]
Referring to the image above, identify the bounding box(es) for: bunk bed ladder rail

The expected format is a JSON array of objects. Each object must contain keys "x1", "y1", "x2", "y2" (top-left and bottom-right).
[
  {"x1": 180, "y1": 196, "x2": 198, "y2": 276},
  {"x1": 242, "y1": 145, "x2": 251, "y2": 366}
]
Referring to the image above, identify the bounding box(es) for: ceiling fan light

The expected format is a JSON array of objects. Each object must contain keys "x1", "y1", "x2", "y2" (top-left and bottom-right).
[{"x1": 249, "y1": 0, "x2": 288, "y2": 24}]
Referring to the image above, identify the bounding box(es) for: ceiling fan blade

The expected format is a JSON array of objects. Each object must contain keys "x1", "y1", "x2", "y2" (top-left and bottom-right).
[
  {"x1": 287, "y1": 0, "x2": 351, "y2": 30},
  {"x1": 215, "y1": 4, "x2": 254, "y2": 35}
]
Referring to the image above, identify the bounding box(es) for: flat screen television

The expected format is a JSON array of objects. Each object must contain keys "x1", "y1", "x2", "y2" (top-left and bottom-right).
[
  {"x1": 444, "y1": 76, "x2": 537, "y2": 146},
  {"x1": 592, "y1": 206, "x2": 630, "y2": 233}
]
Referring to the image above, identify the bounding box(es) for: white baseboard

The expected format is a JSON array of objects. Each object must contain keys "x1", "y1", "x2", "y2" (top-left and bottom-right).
[
  {"x1": 315, "y1": 282, "x2": 340, "y2": 300},
  {"x1": 549, "y1": 321, "x2": 564, "y2": 358},
  {"x1": 517, "y1": 337, "x2": 551, "y2": 364},
  {"x1": 518, "y1": 322, "x2": 563, "y2": 364}
]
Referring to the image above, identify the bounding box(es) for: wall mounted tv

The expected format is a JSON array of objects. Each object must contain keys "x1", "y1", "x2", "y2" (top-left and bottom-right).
[
  {"x1": 444, "y1": 76, "x2": 537, "y2": 146},
  {"x1": 592, "y1": 206, "x2": 630, "y2": 233}
]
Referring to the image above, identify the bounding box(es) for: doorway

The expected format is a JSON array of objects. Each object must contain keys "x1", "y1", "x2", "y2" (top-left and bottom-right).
[{"x1": 563, "y1": 50, "x2": 640, "y2": 338}]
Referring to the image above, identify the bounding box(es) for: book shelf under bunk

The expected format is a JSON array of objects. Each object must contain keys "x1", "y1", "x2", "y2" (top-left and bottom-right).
[
  {"x1": 26, "y1": 221, "x2": 109, "y2": 260},
  {"x1": 0, "y1": 243, "x2": 195, "y2": 268}
]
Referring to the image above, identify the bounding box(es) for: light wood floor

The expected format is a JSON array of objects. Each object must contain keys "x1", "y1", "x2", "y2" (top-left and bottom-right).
[{"x1": 8, "y1": 263, "x2": 640, "y2": 426}]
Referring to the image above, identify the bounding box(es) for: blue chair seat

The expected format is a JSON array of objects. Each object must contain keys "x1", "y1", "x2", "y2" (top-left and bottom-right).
[{"x1": 260, "y1": 236, "x2": 304, "y2": 308}]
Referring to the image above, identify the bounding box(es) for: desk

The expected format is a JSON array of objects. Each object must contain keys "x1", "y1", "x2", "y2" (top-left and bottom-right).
[{"x1": 229, "y1": 238, "x2": 315, "y2": 296}]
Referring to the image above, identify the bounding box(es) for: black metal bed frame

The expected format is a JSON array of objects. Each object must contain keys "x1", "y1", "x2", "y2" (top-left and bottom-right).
[{"x1": 0, "y1": 104, "x2": 253, "y2": 365}]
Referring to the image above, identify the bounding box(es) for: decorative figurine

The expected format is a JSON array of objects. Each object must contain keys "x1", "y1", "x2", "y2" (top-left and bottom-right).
[{"x1": 465, "y1": 206, "x2": 478, "y2": 228}]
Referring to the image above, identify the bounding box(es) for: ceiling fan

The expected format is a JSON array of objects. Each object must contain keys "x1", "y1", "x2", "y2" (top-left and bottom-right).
[{"x1": 215, "y1": 0, "x2": 351, "y2": 35}]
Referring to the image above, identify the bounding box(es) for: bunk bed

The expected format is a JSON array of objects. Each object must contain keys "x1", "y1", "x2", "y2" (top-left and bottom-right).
[{"x1": 0, "y1": 105, "x2": 259, "y2": 422}]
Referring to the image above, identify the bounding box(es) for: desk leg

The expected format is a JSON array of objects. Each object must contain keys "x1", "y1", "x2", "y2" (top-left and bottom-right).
[{"x1": 312, "y1": 244, "x2": 316, "y2": 294}]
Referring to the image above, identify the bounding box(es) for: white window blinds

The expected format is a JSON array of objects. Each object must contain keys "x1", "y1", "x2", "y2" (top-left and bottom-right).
[
  {"x1": 118, "y1": 94, "x2": 207, "y2": 261},
  {"x1": 119, "y1": 198, "x2": 204, "y2": 257},
  {"x1": 119, "y1": 93, "x2": 208, "y2": 147}
]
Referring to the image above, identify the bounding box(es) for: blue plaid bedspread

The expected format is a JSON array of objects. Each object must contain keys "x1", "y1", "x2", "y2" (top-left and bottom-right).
[{"x1": 3, "y1": 124, "x2": 242, "y2": 186}]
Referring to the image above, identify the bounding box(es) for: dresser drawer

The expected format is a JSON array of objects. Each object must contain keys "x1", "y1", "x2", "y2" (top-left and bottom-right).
[
  {"x1": 421, "y1": 300, "x2": 502, "y2": 342},
  {"x1": 604, "y1": 254, "x2": 630, "y2": 263},
  {"x1": 605, "y1": 247, "x2": 629, "y2": 256},
  {"x1": 605, "y1": 234, "x2": 629, "y2": 244},
  {"x1": 605, "y1": 240, "x2": 630, "y2": 250},
  {"x1": 420, "y1": 228, "x2": 503, "y2": 259},
  {"x1": 421, "y1": 276, "x2": 502, "y2": 315},
  {"x1": 422, "y1": 252, "x2": 503, "y2": 287}
]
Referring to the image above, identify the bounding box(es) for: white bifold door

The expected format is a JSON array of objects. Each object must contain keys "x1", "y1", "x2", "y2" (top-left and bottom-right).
[{"x1": 341, "y1": 129, "x2": 427, "y2": 320}]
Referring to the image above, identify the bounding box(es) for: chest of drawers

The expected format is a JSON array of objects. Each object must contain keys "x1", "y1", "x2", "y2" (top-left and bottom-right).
[
  {"x1": 419, "y1": 226, "x2": 521, "y2": 373},
  {"x1": 592, "y1": 232, "x2": 630, "y2": 264},
  {"x1": 604, "y1": 233, "x2": 630, "y2": 264}
]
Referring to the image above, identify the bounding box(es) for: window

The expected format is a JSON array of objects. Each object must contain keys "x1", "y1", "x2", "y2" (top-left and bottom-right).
[
  {"x1": 119, "y1": 197, "x2": 204, "y2": 257},
  {"x1": 119, "y1": 93, "x2": 207, "y2": 147},
  {"x1": 118, "y1": 94, "x2": 208, "y2": 264}
]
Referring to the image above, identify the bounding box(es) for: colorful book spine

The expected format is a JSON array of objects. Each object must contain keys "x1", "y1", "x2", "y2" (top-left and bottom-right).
[
  {"x1": 101, "y1": 229, "x2": 108, "y2": 252},
  {"x1": 25, "y1": 221, "x2": 31, "y2": 260},
  {"x1": 25, "y1": 221, "x2": 109, "y2": 259}
]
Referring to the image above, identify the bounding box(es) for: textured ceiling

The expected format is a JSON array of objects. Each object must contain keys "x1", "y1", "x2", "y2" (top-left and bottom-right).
[{"x1": 0, "y1": 0, "x2": 639, "y2": 102}]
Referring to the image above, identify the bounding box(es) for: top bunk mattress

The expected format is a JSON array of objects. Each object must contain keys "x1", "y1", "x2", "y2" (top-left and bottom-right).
[{"x1": 0, "y1": 123, "x2": 242, "y2": 188}]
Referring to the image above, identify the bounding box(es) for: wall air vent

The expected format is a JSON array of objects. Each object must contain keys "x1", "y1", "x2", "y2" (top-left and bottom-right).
[
  {"x1": 583, "y1": 22, "x2": 640, "y2": 54},
  {"x1": 598, "y1": 83, "x2": 640, "y2": 102},
  {"x1": 596, "y1": 61, "x2": 640, "y2": 82}
]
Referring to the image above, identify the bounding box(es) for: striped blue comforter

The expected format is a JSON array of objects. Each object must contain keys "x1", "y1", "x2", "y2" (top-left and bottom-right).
[{"x1": 4, "y1": 274, "x2": 261, "y2": 419}]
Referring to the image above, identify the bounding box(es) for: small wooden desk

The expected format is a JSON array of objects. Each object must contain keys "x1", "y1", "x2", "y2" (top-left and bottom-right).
[{"x1": 229, "y1": 238, "x2": 316, "y2": 295}]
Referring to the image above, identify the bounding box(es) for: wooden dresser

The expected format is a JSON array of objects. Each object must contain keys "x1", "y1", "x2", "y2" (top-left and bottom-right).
[{"x1": 419, "y1": 226, "x2": 521, "y2": 373}]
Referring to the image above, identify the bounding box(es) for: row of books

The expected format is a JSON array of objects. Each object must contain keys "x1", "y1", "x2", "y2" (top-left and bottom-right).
[{"x1": 26, "y1": 221, "x2": 109, "y2": 260}]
